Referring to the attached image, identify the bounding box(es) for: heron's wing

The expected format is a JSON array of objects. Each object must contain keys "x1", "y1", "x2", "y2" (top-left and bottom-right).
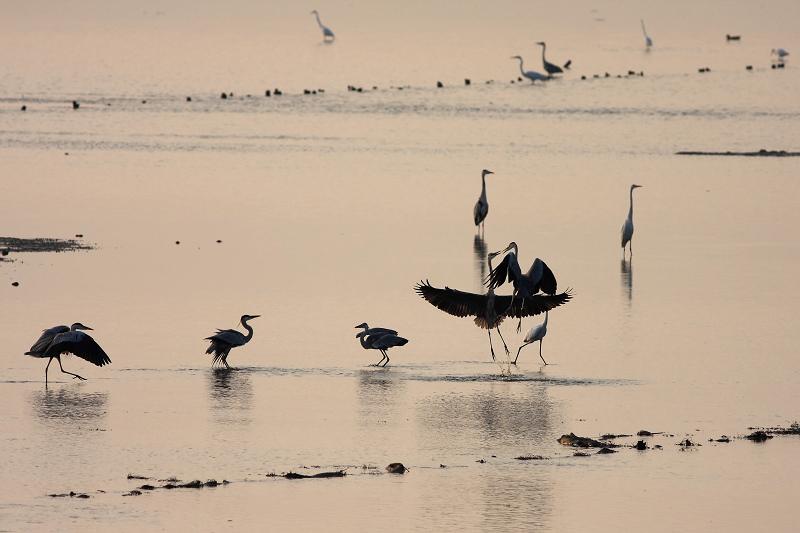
[
  {"x1": 366, "y1": 327, "x2": 399, "y2": 336},
  {"x1": 206, "y1": 329, "x2": 247, "y2": 346},
  {"x1": 45, "y1": 331, "x2": 111, "y2": 367},
  {"x1": 500, "y1": 290, "x2": 573, "y2": 319},
  {"x1": 371, "y1": 334, "x2": 408, "y2": 349},
  {"x1": 526, "y1": 258, "x2": 557, "y2": 295},
  {"x1": 485, "y1": 254, "x2": 510, "y2": 289},
  {"x1": 621, "y1": 219, "x2": 633, "y2": 246},
  {"x1": 26, "y1": 325, "x2": 69, "y2": 355},
  {"x1": 415, "y1": 280, "x2": 488, "y2": 319}
]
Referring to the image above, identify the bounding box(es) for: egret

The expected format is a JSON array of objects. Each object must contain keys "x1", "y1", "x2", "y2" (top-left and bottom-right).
[
  {"x1": 536, "y1": 42, "x2": 563, "y2": 75},
  {"x1": 514, "y1": 311, "x2": 548, "y2": 365},
  {"x1": 641, "y1": 19, "x2": 652, "y2": 47},
  {"x1": 205, "y1": 315, "x2": 260, "y2": 368},
  {"x1": 621, "y1": 184, "x2": 642, "y2": 259},
  {"x1": 486, "y1": 242, "x2": 559, "y2": 332},
  {"x1": 511, "y1": 56, "x2": 549, "y2": 83},
  {"x1": 473, "y1": 169, "x2": 494, "y2": 235},
  {"x1": 311, "y1": 10, "x2": 334, "y2": 42},
  {"x1": 25, "y1": 323, "x2": 111, "y2": 384},
  {"x1": 355, "y1": 324, "x2": 408, "y2": 367}
]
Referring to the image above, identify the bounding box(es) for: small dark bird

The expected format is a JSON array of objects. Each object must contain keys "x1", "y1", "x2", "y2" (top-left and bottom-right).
[
  {"x1": 72, "y1": 100, "x2": 79, "y2": 109},
  {"x1": 186, "y1": 96, "x2": 192, "y2": 101},
  {"x1": 726, "y1": 34, "x2": 740, "y2": 41},
  {"x1": 26, "y1": 323, "x2": 111, "y2": 384},
  {"x1": 465, "y1": 78, "x2": 471, "y2": 85},
  {"x1": 21, "y1": 105, "x2": 26, "y2": 111},
  {"x1": 221, "y1": 93, "x2": 227, "y2": 99},
  {"x1": 265, "y1": 90, "x2": 271, "y2": 97},
  {"x1": 205, "y1": 315, "x2": 260, "y2": 368},
  {"x1": 437, "y1": 81, "x2": 443, "y2": 88},
  {"x1": 563, "y1": 59, "x2": 572, "y2": 69}
]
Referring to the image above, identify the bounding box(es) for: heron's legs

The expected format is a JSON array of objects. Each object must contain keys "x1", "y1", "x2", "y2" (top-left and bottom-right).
[
  {"x1": 379, "y1": 350, "x2": 390, "y2": 367},
  {"x1": 538, "y1": 341, "x2": 547, "y2": 365},
  {"x1": 56, "y1": 356, "x2": 86, "y2": 381},
  {"x1": 374, "y1": 353, "x2": 387, "y2": 366},
  {"x1": 495, "y1": 327, "x2": 510, "y2": 356},
  {"x1": 512, "y1": 344, "x2": 527, "y2": 365},
  {"x1": 487, "y1": 330, "x2": 497, "y2": 361}
]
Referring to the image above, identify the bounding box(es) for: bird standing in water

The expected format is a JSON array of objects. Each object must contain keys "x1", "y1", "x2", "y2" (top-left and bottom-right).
[
  {"x1": 205, "y1": 315, "x2": 260, "y2": 368},
  {"x1": 621, "y1": 184, "x2": 642, "y2": 259},
  {"x1": 514, "y1": 311, "x2": 548, "y2": 365},
  {"x1": 473, "y1": 169, "x2": 494, "y2": 236},
  {"x1": 25, "y1": 323, "x2": 111, "y2": 384},
  {"x1": 355, "y1": 323, "x2": 407, "y2": 366}
]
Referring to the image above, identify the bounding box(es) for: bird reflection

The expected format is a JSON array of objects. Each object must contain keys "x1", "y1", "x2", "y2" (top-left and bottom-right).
[
  {"x1": 207, "y1": 369, "x2": 253, "y2": 425},
  {"x1": 357, "y1": 369, "x2": 404, "y2": 410},
  {"x1": 473, "y1": 234, "x2": 488, "y2": 285},
  {"x1": 28, "y1": 387, "x2": 108, "y2": 422},
  {"x1": 621, "y1": 258, "x2": 633, "y2": 301}
]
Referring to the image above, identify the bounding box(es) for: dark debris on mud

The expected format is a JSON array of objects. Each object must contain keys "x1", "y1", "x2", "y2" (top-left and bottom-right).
[
  {"x1": 0, "y1": 236, "x2": 94, "y2": 254},
  {"x1": 676, "y1": 149, "x2": 800, "y2": 157},
  {"x1": 558, "y1": 433, "x2": 620, "y2": 448}
]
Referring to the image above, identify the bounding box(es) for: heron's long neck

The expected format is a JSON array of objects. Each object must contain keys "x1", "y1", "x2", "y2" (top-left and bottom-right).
[
  {"x1": 314, "y1": 12, "x2": 323, "y2": 27},
  {"x1": 357, "y1": 333, "x2": 370, "y2": 349},
  {"x1": 541, "y1": 44, "x2": 547, "y2": 61},
  {"x1": 242, "y1": 321, "x2": 254, "y2": 341},
  {"x1": 480, "y1": 175, "x2": 487, "y2": 200},
  {"x1": 542, "y1": 311, "x2": 549, "y2": 327},
  {"x1": 517, "y1": 58, "x2": 525, "y2": 76},
  {"x1": 628, "y1": 189, "x2": 635, "y2": 221}
]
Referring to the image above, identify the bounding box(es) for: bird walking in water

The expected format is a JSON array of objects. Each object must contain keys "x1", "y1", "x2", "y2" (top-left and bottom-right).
[
  {"x1": 511, "y1": 56, "x2": 549, "y2": 83},
  {"x1": 514, "y1": 311, "x2": 548, "y2": 365},
  {"x1": 621, "y1": 184, "x2": 642, "y2": 259},
  {"x1": 25, "y1": 323, "x2": 111, "y2": 385},
  {"x1": 772, "y1": 48, "x2": 789, "y2": 63},
  {"x1": 355, "y1": 323, "x2": 407, "y2": 367},
  {"x1": 641, "y1": 20, "x2": 653, "y2": 47},
  {"x1": 311, "y1": 10, "x2": 335, "y2": 42},
  {"x1": 205, "y1": 315, "x2": 260, "y2": 368},
  {"x1": 416, "y1": 252, "x2": 571, "y2": 361},
  {"x1": 536, "y1": 42, "x2": 563, "y2": 75},
  {"x1": 473, "y1": 169, "x2": 494, "y2": 236}
]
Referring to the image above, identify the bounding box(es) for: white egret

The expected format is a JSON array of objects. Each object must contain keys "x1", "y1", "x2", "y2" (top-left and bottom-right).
[
  {"x1": 473, "y1": 169, "x2": 494, "y2": 235},
  {"x1": 511, "y1": 56, "x2": 549, "y2": 83},
  {"x1": 205, "y1": 315, "x2": 260, "y2": 368},
  {"x1": 311, "y1": 10, "x2": 334, "y2": 42},
  {"x1": 641, "y1": 20, "x2": 652, "y2": 47},
  {"x1": 536, "y1": 42, "x2": 563, "y2": 75},
  {"x1": 621, "y1": 184, "x2": 642, "y2": 259},
  {"x1": 514, "y1": 311, "x2": 548, "y2": 365},
  {"x1": 25, "y1": 323, "x2": 111, "y2": 384}
]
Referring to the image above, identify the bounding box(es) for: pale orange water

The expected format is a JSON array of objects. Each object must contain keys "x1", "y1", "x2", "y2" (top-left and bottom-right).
[{"x1": 2, "y1": 1, "x2": 800, "y2": 531}]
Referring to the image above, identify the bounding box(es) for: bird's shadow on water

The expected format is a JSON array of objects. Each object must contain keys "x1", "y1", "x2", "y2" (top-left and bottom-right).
[
  {"x1": 620, "y1": 258, "x2": 633, "y2": 302},
  {"x1": 206, "y1": 368, "x2": 253, "y2": 425},
  {"x1": 27, "y1": 385, "x2": 108, "y2": 422}
]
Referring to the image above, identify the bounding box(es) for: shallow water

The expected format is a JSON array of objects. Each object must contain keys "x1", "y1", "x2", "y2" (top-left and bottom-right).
[{"x1": 2, "y1": 1, "x2": 800, "y2": 531}]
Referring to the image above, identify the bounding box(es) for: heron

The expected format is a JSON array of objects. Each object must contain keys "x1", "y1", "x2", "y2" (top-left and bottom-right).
[
  {"x1": 205, "y1": 315, "x2": 260, "y2": 368},
  {"x1": 641, "y1": 19, "x2": 652, "y2": 47},
  {"x1": 311, "y1": 10, "x2": 334, "y2": 41},
  {"x1": 473, "y1": 169, "x2": 494, "y2": 235},
  {"x1": 536, "y1": 42, "x2": 563, "y2": 75},
  {"x1": 486, "y1": 242, "x2": 559, "y2": 332},
  {"x1": 511, "y1": 56, "x2": 549, "y2": 83},
  {"x1": 621, "y1": 184, "x2": 642, "y2": 259},
  {"x1": 416, "y1": 250, "x2": 571, "y2": 361},
  {"x1": 772, "y1": 48, "x2": 789, "y2": 62},
  {"x1": 514, "y1": 311, "x2": 548, "y2": 365},
  {"x1": 25, "y1": 323, "x2": 111, "y2": 384},
  {"x1": 355, "y1": 324, "x2": 408, "y2": 367}
]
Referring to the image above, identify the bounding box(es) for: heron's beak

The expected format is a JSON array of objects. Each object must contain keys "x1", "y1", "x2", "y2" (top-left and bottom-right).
[
  {"x1": 355, "y1": 323, "x2": 368, "y2": 329},
  {"x1": 251, "y1": 315, "x2": 261, "y2": 319}
]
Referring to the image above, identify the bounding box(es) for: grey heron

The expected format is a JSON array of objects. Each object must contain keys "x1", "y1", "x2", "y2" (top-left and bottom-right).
[
  {"x1": 621, "y1": 184, "x2": 642, "y2": 259},
  {"x1": 772, "y1": 48, "x2": 789, "y2": 62},
  {"x1": 536, "y1": 42, "x2": 563, "y2": 75},
  {"x1": 514, "y1": 311, "x2": 548, "y2": 365},
  {"x1": 511, "y1": 56, "x2": 549, "y2": 83},
  {"x1": 473, "y1": 169, "x2": 494, "y2": 235},
  {"x1": 355, "y1": 324, "x2": 408, "y2": 367},
  {"x1": 205, "y1": 315, "x2": 260, "y2": 368},
  {"x1": 25, "y1": 323, "x2": 111, "y2": 384},
  {"x1": 641, "y1": 20, "x2": 652, "y2": 47},
  {"x1": 486, "y1": 242, "x2": 560, "y2": 332},
  {"x1": 311, "y1": 10, "x2": 334, "y2": 41}
]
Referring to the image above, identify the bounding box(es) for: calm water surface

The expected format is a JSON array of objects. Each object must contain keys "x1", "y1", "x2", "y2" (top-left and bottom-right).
[{"x1": 2, "y1": 1, "x2": 800, "y2": 531}]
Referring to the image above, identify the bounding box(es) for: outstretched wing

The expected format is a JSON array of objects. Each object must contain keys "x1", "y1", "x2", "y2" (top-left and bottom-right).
[
  {"x1": 485, "y1": 253, "x2": 510, "y2": 289},
  {"x1": 26, "y1": 325, "x2": 70, "y2": 355},
  {"x1": 500, "y1": 289, "x2": 573, "y2": 319},
  {"x1": 415, "y1": 280, "x2": 488, "y2": 319},
  {"x1": 44, "y1": 331, "x2": 111, "y2": 367},
  {"x1": 525, "y1": 258, "x2": 557, "y2": 296}
]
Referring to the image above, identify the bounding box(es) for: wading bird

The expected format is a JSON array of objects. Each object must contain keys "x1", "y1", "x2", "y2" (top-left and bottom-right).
[
  {"x1": 416, "y1": 251, "x2": 571, "y2": 360},
  {"x1": 473, "y1": 169, "x2": 494, "y2": 235},
  {"x1": 641, "y1": 19, "x2": 652, "y2": 47},
  {"x1": 311, "y1": 10, "x2": 335, "y2": 41},
  {"x1": 25, "y1": 323, "x2": 111, "y2": 384},
  {"x1": 772, "y1": 48, "x2": 789, "y2": 62},
  {"x1": 511, "y1": 56, "x2": 549, "y2": 83},
  {"x1": 514, "y1": 311, "x2": 548, "y2": 365},
  {"x1": 486, "y1": 242, "x2": 559, "y2": 332},
  {"x1": 536, "y1": 42, "x2": 563, "y2": 75},
  {"x1": 205, "y1": 315, "x2": 260, "y2": 368},
  {"x1": 355, "y1": 324, "x2": 408, "y2": 366},
  {"x1": 621, "y1": 184, "x2": 642, "y2": 259}
]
